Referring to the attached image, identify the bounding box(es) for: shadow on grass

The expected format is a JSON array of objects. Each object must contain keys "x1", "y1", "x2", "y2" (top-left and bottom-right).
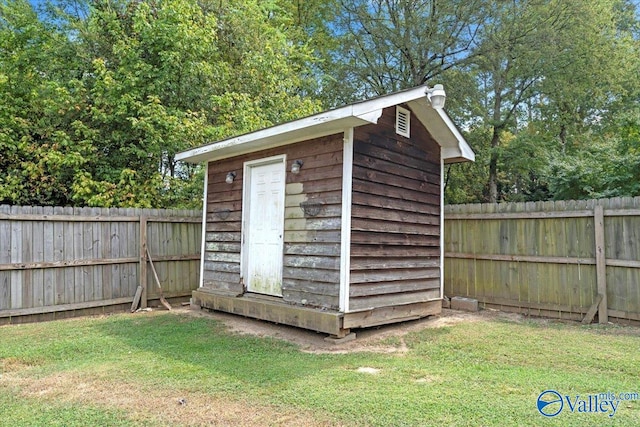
[{"x1": 86, "y1": 312, "x2": 372, "y2": 392}]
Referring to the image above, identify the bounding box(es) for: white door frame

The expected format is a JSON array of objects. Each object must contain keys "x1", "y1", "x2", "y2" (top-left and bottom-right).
[{"x1": 240, "y1": 154, "x2": 287, "y2": 294}]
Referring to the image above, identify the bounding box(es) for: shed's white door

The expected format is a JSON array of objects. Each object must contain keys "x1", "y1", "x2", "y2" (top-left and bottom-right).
[{"x1": 244, "y1": 159, "x2": 285, "y2": 296}]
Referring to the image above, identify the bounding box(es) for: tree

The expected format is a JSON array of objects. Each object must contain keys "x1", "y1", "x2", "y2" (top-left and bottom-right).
[
  {"x1": 1, "y1": 0, "x2": 321, "y2": 208},
  {"x1": 547, "y1": 105, "x2": 640, "y2": 200},
  {"x1": 72, "y1": 0, "x2": 321, "y2": 208},
  {"x1": 443, "y1": 126, "x2": 490, "y2": 203},
  {"x1": 321, "y1": 0, "x2": 490, "y2": 103},
  {"x1": 470, "y1": 0, "x2": 640, "y2": 202},
  {"x1": 0, "y1": 0, "x2": 93, "y2": 205},
  {"x1": 473, "y1": 1, "x2": 571, "y2": 202},
  {"x1": 3, "y1": 0, "x2": 639, "y2": 207},
  {"x1": 534, "y1": 0, "x2": 640, "y2": 153},
  {"x1": 317, "y1": 0, "x2": 640, "y2": 203}
]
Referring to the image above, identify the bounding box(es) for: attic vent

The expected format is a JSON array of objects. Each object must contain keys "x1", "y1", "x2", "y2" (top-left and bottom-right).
[{"x1": 396, "y1": 106, "x2": 410, "y2": 138}]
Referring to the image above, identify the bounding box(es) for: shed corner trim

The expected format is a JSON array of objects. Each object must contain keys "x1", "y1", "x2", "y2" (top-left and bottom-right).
[{"x1": 339, "y1": 127, "x2": 354, "y2": 313}]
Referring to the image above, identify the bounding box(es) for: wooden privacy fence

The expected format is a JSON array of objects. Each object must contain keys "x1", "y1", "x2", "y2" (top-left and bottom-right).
[
  {"x1": 444, "y1": 197, "x2": 640, "y2": 324},
  {"x1": 0, "y1": 206, "x2": 202, "y2": 324}
]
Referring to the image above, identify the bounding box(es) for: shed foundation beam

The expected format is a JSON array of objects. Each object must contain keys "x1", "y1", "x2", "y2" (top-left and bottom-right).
[{"x1": 192, "y1": 289, "x2": 345, "y2": 336}]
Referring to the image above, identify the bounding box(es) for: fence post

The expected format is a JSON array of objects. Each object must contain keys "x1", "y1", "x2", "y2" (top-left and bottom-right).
[
  {"x1": 139, "y1": 216, "x2": 148, "y2": 309},
  {"x1": 594, "y1": 205, "x2": 608, "y2": 324}
]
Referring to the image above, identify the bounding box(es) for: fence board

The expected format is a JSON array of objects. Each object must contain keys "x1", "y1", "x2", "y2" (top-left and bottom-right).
[
  {"x1": 60, "y1": 207, "x2": 71, "y2": 304},
  {"x1": 52, "y1": 207, "x2": 63, "y2": 304},
  {"x1": 93, "y1": 207, "x2": 104, "y2": 303},
  {"x1": 110, "y1": 213, "x2": 120, "y2": 298},
  {"x1": 0, "y1": 205, "x2": 202, "y2": 322},
  {"x1": 445, "y1": 196, "x2": 640, "y2": 324},
  {"x1": 0, "y1": 206, "x2": 9, "y2": 310},
  {"x1": 43, "y1": 206, "x2": 54, "y2": 307},
  {"x1": 82, "y1": 208, "x2": 94, "y2": 302},
  {"x1": 125, "y1": 208, "x2": 138, "y2": 298},
  {"x1": 149, "y1": 209, "x2": 163, "y2": 298},
  {"x1": 31, "y1": 206, "x2": 45, "y2": 307}
]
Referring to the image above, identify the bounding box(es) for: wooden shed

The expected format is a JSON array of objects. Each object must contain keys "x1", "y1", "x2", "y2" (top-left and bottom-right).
[{"x1": 176, "y1": 85, "x2": 474, "y2": 338}]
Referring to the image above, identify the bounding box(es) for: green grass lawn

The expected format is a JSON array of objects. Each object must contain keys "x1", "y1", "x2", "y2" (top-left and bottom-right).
[{"x1": 1, "y1": 310, "x2": 639, "y2": 426}]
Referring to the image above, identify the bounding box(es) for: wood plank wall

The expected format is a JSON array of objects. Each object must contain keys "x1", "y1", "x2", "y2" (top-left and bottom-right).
[
  {"x1": 0, "y1": 206, "x2": 201, "y2": 323},
  {"x1": 204, "y1": 134, "x2": 343, "y2": 308},
  {"x1": 349, "y1": 105, "x2": 442, "y2": 311},
  {"x1": 444, "y1": 197, "x2": 640, "y2": 324}
]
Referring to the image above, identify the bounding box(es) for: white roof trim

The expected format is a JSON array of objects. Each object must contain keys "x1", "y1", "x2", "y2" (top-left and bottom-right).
[
  {"x1": 176, "y1": 85, "x2": 474, "y2": 164},
  {"x1": 436, "y1": 108, "x2": 476, "y2": 163},
  {"x1": 407, "y1": 99, "x2": 475, "y2": 164}
]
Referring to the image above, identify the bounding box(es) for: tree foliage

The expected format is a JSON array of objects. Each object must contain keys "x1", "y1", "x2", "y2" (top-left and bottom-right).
[
  {"x1": 1, "y1": 0, "x2": 639, "y2": 207},
  {"x1": 322, "y1": 0, "x2": 489, "y2": 103},
  {"x1": 1, "y1": 0, "x2": 320, "y2": 208},
  {"x1": 317, "y1": 0, "x2": 640, "y2": 203},
  {"x1": 0, "y1": 0, "x2": 91, "y2": 205}
]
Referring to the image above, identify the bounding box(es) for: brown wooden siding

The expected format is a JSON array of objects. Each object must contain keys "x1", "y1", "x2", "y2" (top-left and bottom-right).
[
  {"x1": 203, "y1": 134, "x2": 343, "y2": 309},
  {"x1": 350, "y1": 105, "x2": 441, "y2": 311}
]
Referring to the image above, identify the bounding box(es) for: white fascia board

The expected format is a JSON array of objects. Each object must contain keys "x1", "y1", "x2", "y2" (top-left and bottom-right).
[
  {"x1": 176, "y1": 113, "x2": 354, "y2": 163},
  {"x1": 442, "y1": 149, "x2": 473, "y2": 164},
  {"x1": 176, "y1": 86, "x2": 430, "y2": 164},
  {"x1": 408, "y1": 99, "x2": 475, "y2": 163},
  {"x1": 177, "y1": 107, "x2": 382, "y2": 164},
  {"x1": 435, "y1": 108, "x2": 475, "y2": 162},
  {"x1": 349, "y1": 85, "x2": 429, "y2": 117}
]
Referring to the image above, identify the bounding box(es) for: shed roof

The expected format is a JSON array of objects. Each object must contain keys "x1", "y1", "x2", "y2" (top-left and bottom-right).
[{"x1": 176, "y1": 85, "x2": 474, "y2": 164}]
